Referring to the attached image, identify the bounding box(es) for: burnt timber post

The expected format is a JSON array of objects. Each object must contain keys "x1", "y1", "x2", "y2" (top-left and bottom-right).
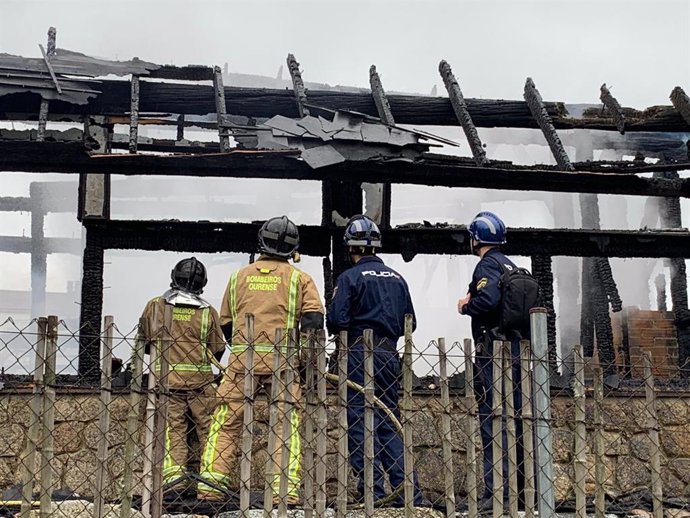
[
  {"x1": 77, "y1": 116, "x2": 111, "y2": 383},
  {"x1": 29, "y1": 182, "x2": 47, "y2": 317}
]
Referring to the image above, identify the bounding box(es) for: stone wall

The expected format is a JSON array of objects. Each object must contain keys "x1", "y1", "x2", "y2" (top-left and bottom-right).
[{"x1": 1, "y1": 390, "x2": 689, "y2": 503}]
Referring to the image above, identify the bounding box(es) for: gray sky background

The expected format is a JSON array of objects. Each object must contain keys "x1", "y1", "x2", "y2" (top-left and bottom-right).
[{"x1": 1, "y1": 0, "x2": 688, "y2": 107}]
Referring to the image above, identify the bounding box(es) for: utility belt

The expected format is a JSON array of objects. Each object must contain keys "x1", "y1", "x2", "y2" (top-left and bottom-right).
[{"x1": 474, "y1": 327, "x2": 506, "y2": 357}]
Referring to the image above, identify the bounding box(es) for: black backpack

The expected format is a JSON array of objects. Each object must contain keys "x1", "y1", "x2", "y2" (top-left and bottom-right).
[{"x1": 488, "y1": 256, "x2": 541, "y2": 337}]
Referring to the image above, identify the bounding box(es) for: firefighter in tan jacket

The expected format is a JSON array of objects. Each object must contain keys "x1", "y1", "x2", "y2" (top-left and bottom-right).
[
  {"x1": 139, "y1": 257, "x2": 226, "y2": 495},
  {"x1": 198, "y1": 216, "x2": 324, "y2": 503}
]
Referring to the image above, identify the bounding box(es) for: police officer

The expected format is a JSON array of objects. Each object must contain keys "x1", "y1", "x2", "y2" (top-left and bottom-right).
[
  {"x1": 139, "y1": 257, "x2": 226, "y2": 496},
  {"x1": 198, "y1": 216, "x2": 324, "y2": 504},
  {"x1": 457, "y1": 211, "x2": 524, "y2": 509},
  {"x1": 327, "y1": 215, "x2": 427, "y2": 507}
]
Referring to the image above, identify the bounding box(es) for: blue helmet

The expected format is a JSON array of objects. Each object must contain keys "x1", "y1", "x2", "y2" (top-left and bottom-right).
[
  {"x1": 344, "y1": 215, "x2": 382, "y2": 248},
  {"x1": 468, "y1": 211, "x2": 506, "y2": 245}
]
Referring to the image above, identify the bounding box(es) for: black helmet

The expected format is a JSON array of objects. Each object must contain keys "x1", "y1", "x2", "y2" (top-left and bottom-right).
[
  {"x1": 170, "y1": 257, "x2": 207, "y2": 294},
  {"x1": 258, "y1": 216, "x2": 300, "y2": 258},
  {"x1": 344, "y1": 214, "x2": 382, "y2": 249}
]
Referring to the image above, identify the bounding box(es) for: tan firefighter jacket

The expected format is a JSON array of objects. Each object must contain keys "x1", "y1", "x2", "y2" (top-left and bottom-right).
[
  {"x1": 220, "y1": 256, "x2": 324, "y2": 374},
  {"x1": 140, "y1": 293, "x2": 226, "y2": 389}
]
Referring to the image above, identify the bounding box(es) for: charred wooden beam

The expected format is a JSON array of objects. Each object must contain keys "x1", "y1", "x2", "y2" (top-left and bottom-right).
[
  {"x1": 524, "y1": 78, "x2": 573, "y2": 171},
  {"x1": 438, "y1": 60, "x2": 487, "y2": 165},
  {"x1": 531, "y1": 254, "x2": 558, "y2": 372},
  {"x1": 600, "y1": 84, "x2": 626, "y2": 134},
  {"x1": 3, "y1": 80, "x2": 689, "y2": 132},
  {"x1": 368, "y1": 65, "x2": 392, "y2": 228},
  {"x1": 83, "y1": 219, "x2": 690, "y2": 259},
  {"x1": 128, "y1": 76, "x2": 140, "y2": 153},
  {"x1": 287, "y1": 53, "x2": 309, "y2": 118},
  {"x1": 78, "y1": 226, "x2": 103, "y2": 383},
  {"x1": 2, "y1": 141, "x2": 689, "y2": 198},
  {"x1": 213, "y1": 66, "x2": 230, "y2": 152}
]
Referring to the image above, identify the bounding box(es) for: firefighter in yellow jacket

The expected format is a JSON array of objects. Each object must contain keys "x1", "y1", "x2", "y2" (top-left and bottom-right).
[
  {"x1": 198, "y1": 216, "x2": 324, "y2": 503},
  {"x1": 139, "y1": 257, "x2": 226, "y2": 496}
]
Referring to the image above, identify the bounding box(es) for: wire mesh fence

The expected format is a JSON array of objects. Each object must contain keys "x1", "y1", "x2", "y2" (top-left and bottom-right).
[{"x1": 1, "y1": 310, "x2": 690, "y2": 518}]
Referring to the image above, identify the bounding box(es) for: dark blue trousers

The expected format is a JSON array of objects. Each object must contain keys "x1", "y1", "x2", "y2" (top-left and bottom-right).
[
  {"x1": 347, "y1": 341, "x2": 424, "y2": 505},
  {"x1": 473, "y1": 337, "x2": 525, "y2": 501}
]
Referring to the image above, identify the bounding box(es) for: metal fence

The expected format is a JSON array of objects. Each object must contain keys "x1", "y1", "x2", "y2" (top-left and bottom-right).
[{"x1": 1, "y1": 310, "x2": 689, "y2": 518}]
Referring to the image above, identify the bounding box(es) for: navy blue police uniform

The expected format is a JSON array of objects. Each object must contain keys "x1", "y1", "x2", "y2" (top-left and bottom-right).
[
  {"x1": 327, "y1": 255, "x2": 425, "y2": 505},
  {"x1": 461, "y1": 247, "x2": 525, "y2": 502}
]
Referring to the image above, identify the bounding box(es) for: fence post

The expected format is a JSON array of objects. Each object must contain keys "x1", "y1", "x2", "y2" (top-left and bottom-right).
[
  {"x1": 19, "y1": 317, "x2": 47, "y2": 518},
  {"x1": 363, "y1": 329, "x2": 375, "y2": 517},
  {"x1": 572, "y1": 344, "x2": 587, "y2": 518},
  {"x1": 463, "y1": 338, "x2": 478, "y2": 518},
  {"x1": 39, "y1": 315, "x2": 58, "y2": 518},
  {"x1": 519, "y1": 340, "x2": 535, "y2": 518},
  {"x1": 402, "y1": 314, "x2": 415, "y2": 516},
  {"x1": 491, "y1": 339, "x2": 504, "y2": 517},
  {"x1": 438, "y1": 337, "x2": 456, "y2": 518},
  {"x1": 336, "y1": 331, "x2": 349, "y2": 518},
  {"x1": 151, "y1": 305, "x2": 172, "y2": 518},
  {"x1": 277, "y1": 329, "x2": 298, "y2": 518},
  {"x1": 120, "y1": 318, "x2": 147, "y2": 518},
  {"x1": 302, "y1": 331, "x2": 316, "y2": 518},
  {"x1": 530, "y1": 307, "x2": 555, "y2": 518},
  {"x1": 263, "y1": 329, "x2": 284, "y2": 518},
  {"x1": 140, "y1": 321, "x2": 158, "y2": 518},
  {"x1": 94, "y1": 316, "x2": 114, "y2": 518},
  {"x1": 503, "y1": 341, "x2": 519, "y2": 518},
  {"x1": 313, "y1": 330, "x2": 328, "y2": 516},
  {"x1": 593, "y1": 365, "x2": 605, "y2": 518},
  {"x1": 642, "y1": 352, "x2": 663, "y2": 518},
  {"x1": 240, "y1": 314, "x2": 256, "y2": 517}
]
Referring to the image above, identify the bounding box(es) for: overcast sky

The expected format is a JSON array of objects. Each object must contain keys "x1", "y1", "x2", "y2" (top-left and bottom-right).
[{"x1": 1, "y1": 0, "x2": 688, "y2": 108}]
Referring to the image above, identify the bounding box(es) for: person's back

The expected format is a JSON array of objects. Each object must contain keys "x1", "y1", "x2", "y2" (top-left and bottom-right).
[
  {"x1": 457, "y1": 211, "x2": 526, "y2": 510},
  {"x1": 327, "y1": 215, "x2": 427, "y2": 507},
  {"x1": 199, "y1": 216, "x2": 324, "y2": 504},
  {"x1": 139, "y1": 257, "x2": 225, "y2": 495}
]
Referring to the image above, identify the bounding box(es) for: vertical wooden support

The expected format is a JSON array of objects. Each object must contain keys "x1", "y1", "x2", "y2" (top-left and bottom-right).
[
  {"x1": 593, "y1": 366, "x2": 605, "y2": 518},
  {"x1": 286, "y1": 53, "x2": 309, "y2": 117},
  {"x1": 129, "y1": 76, "x2": 140, "y2": 153},
  {"x1": 367, "y1": 65, "x2": 392, "y2": 228},
  {"x1": 37, "y1": 100, "x2": 49, "y2": 142},
  {"x1": 240, "y1": 314, "x2": 256, "y2": 518},
  {"x1": 463, "y1": 338, "x2": 478, "y2": 518},
  {"x1": 519, "y1": 340, "x2": 535, "y2": 518},
  {"x1": 39, "y1": 315, "x2": 57, "y2": 518},
  {"x1": 120, "y1": 318, "x2": 146, "y2": 518},
  {"x1": 572, "y1": 344, "x2": 587, "y2": 518},
  {"x1": 213, "y1": 66, "x2": 231, "y2": 152},
  {"x1": 336, "y1": 331, "x2": 349, "y2": 518},
  {"x1": 437, "y1": 337, "x2": 456, "y2": 518},
  {"x1": 599, "y1": 84, "x2": 626, "y2": 134},
  {"x1": 531, "y1": 308, "x2": 555, "y2": 518},
  {"x1": 263, "y1": 329, "x2": 284, "y2": 518},
  {"x1": 140, "y1": 323, "x2": 157, "y2": 518},
  {"x1": 491, "y1": 340, "x2": 504, "y2": 518},
  {"x1": 277, "y1": 330, "x2": 297, "y2": 518},
  {"x1": 302, "y1": 331, "x2": 316, "y2": 518},
  {"x1": 176, "y1": 114, "x2": 185, "y2": 141},
  {"x1": 438, "y1": 60, "x2": 487, "y2": 165},
  {"x1": 643, "y1": 352, "x2": 663, "y2": 518},
  {"x1": 523, "y1": 78, "x2": 574, "y2": 171},
  {"x1": 37, "y1": 28, "x2": 56, "y2": 143},
  {"x1": 94, "y1": 316, "x2": 114, "y2": 518},
  {"x1": 314, "y1": 330, "x2": 328, "y2": 517},
  {"x1": 503, "y1": 341, "x2": 519, "y2": 518},
  {"x1": 19, "y1": 317, "x2": 47, "y2": 518},
  {"x1": 363, "y1": 330, "x2": 375, "y2": 517},
  {"x1": 151, "y1": 305, "x2": 172, "y2": 518},
  {"x1": 402, "y1": 315, "x2": 415, "y2": 516}
]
